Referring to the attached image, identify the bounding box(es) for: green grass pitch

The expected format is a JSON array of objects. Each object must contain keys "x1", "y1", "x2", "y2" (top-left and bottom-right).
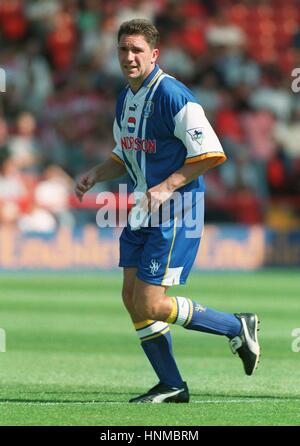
[{"x1": 0, "y1": 270, "x2": 300, "y2": 426}]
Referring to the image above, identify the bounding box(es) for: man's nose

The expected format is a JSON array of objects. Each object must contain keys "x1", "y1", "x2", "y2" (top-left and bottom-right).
[{"x1": 126, "y1": 50, "x2": 135, "y2": 61}]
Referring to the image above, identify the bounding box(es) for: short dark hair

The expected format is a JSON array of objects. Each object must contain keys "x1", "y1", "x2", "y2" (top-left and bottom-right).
[{"x1": 118, "y1": 19, "x2": 160, "y2": 48}]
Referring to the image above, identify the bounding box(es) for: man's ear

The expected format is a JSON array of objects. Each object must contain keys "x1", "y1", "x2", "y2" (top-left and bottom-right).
[{"x1": 152, "y1": 48, "x2": 160, "y2": 63}]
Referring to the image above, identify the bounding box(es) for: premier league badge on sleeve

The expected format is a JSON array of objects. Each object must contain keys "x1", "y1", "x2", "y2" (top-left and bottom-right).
[
  {"x1": 187, "y1": 127, "x2": 204, "y2": 146},
  {"x1": 143, "y1": 101, "x2": 154, "y2": 118}
]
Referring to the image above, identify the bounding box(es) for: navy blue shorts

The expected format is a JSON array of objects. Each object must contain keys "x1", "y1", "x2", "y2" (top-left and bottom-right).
[{"x1": 119, "y1": 198, "x2": 204, "y2": 286}]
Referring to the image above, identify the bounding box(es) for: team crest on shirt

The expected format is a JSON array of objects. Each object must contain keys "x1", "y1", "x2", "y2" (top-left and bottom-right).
[
  {"x1": 127, "y1": 116, "x2": 136, "y2": 133},
  {"x1": 143, "y1": 101, "x2": 154, "y2": 118},
  {"x1": 149, "y1": 259, "x2": 161, "y2": 276},
  {"x1": 187, "y1": 127, "x2": 204, "y2": 146}
]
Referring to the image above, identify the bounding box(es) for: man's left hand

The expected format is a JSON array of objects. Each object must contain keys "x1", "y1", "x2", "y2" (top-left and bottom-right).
[{"x1": 141, "y1": 185, "x2": 173, "y2": 214}]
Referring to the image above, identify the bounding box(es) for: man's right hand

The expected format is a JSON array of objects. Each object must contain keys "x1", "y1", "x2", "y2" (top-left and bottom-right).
[
  {"x1": 74, "y1": 170, "x2": 97, "y2": 202},
  {"x1": 74, "y1": 157, "x2": 126, "y2": 202}
]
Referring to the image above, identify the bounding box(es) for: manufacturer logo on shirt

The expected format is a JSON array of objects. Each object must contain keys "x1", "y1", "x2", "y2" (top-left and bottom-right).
[
  {"x1": 129, "y1": 103, "x2": 138, "y2": 111},
  {"x1": 187, "y1": 127, "x2": 204, "y2": 145},
  {"x1": 143, "y1": 101, "x2": 154, "y2": 118},
  {"x1": 127, "y1": 116, "x2": 136, "y2": 133}
]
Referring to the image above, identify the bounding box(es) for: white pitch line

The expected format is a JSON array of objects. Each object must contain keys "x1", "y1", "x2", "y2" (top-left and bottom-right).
[
  {"x1": 0, "y1": 398, "x2": 296, "y2": 406},
  {"x1": 193, "y1": 399, "x2": 288, "y2": 404}
]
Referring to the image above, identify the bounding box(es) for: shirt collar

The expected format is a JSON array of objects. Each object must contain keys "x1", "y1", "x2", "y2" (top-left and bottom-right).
[{"x1": 141, "y1": 64, "x2": 161, "y2": 89}]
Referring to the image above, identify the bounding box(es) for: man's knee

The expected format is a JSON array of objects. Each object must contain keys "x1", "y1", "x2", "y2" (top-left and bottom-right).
[
  {"x1": 124, "y1": 278, "x2": 171, "y2": 322},
  {"x1": 133, "y1": 292, "x2": 166, "y2": 321},
  {"x1": 133, "y1": 298, "x2": 153, "y2": 320}
]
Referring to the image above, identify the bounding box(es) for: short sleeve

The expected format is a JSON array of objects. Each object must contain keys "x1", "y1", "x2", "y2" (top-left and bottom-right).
[
  {"x1": 173, "y1": 102, "x2": 226, "y2": 166},
  {"x1": 111, "y1": 118, "x2": 125, "y2": 165}
]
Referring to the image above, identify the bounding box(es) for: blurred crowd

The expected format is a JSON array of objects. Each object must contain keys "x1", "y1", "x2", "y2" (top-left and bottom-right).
[{"x1": 1, "y1": 0, "x2": 300, "y2": 231}]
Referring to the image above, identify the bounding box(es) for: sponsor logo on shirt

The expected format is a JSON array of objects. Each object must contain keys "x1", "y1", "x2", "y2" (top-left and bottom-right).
[
  {"x1": 127, "y1": 116, "x2": 136, "y2": 133},
  {"x1": 121, "y1": 136, "x2": 156, "y2": 153}
]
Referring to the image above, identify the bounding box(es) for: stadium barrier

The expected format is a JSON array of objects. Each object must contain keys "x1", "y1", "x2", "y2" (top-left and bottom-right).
[{"x1": 0, "y1": 225, "x2": 299, "y2": 270}]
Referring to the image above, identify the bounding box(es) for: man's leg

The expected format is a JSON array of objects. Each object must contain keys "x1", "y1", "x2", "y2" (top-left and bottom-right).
[
  {"x1": 122, "y1": 268, "x2": 188, "y2": 402},
  {"x1": 122, "y1": 267, "x2": 142, "y2": 323},
  {"x1": 133, "y1": 278, "x2": 260, "y2": 377},
  {"x1": 133, "y1": 278, "x2": 241, "y2": 338}
]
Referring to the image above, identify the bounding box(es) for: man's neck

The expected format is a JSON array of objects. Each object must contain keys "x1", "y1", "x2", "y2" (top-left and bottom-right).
[
  {"x1": 128, "y1": 65, "x2": 156, "y2": 93},
  {"x1": 129, "y1": 79, "x2": 142, "y2": 93}
]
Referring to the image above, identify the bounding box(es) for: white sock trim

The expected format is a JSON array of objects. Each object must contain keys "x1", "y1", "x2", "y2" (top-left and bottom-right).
[
  {"x1": 175, "y1": 296, "x2": 192, "y2": 326},
  {"x1": 136, "y1": 321, "x2": 169, "y2": 341}
]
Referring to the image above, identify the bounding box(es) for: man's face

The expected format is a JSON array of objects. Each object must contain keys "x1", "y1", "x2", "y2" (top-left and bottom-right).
[{"x1": 118, "y1": 34, "x2": 159, "y2": 89}]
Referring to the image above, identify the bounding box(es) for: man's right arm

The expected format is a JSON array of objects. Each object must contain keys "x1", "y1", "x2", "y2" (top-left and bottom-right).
[{"x1": 75, "y1": 157, "x2": 126, "y2": 202}]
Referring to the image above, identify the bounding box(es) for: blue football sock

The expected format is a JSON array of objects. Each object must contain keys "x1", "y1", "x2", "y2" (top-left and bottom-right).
[
  {"x1": 135, "y1": 320, "x2": 184, "y2": 388},
  {"x1": 167, "y1": 296, "x2": 241, "y2": 339}
]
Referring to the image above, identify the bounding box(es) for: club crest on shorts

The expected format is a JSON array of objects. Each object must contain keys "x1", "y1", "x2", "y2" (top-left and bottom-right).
[
  {"x1": 149, "y1": 259, "x2": 161, "y2": 276},
  {"x1": 187, "y1": 127, "x2": 204, "y2": 146},
  {"x1": 143, "y1": 101, "x2": 154, "y2": 118}
]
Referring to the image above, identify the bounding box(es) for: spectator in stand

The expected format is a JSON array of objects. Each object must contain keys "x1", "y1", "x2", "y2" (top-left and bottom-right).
[
  {"x1": 16, "y1": 40, "x2": 54, "y2": 113},
  {"x1": 267, "y1": 144, "x2": 291, "y2": 196},
  {"x1": 0, "y1": 117, "x2": 8, "y2": 147},
  {"x1": 292, "y1": 26, "x2": 300, "y2": 49},
  {"x1": 115, "y1": 0, "x2": 157, "y2": 27},
  {"x1": 8, "y1": 112, "x2": 42, "y2": 174},
  {"x1": 274, "y1": 106, "x2": 300, "y2": 160},
  {"x1": 0, "y1": 41, "x2": 53, "y2": 116},
  {"x1": 180, "y1": 17, "x2": 206, "y2": 59},
  {"x1": 25, "y1": 0, "x2": 60, "y2": 24},
  {"x1": 0, "y1": 0, "x2": 299, "y2": 226},
  {"x1": 159, "y1": 34, "x2": 196, "y2": 82},
  {"x1": 0, "y1": 0, "x2": 28, "y2": 41},
  {"x1": 240, "y1": 108, "x2": 276, "y2": 162},
  {"x1": 82, "y1": 15, "x2": 123, "y2": 84},
  {"x1": 192, "y1": 71, "x2": 222, "y2": 122},
  {"x1": 220, "y1": 50, "x2": 261, "y2": 88},
  {"x1": 46, "y1": 9, "x2": 77, "y2": 71},
  {"x1": 34, "y1": 164, "x2": 75, "y2": 227},
  {"x1": 206, "y1": 9, "x2": 246, "y2": 49},
  {"x1": 0, "y1": 147, "x2": 29, "y2": 225},
  {"x1": 154, "y1": 0, "x2": 183, "y2": 43},
  {"x1": 250, "y1": 65, "x2": 293, "y2": 122}
]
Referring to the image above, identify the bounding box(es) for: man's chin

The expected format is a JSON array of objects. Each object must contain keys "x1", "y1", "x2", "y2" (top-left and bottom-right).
[{"x1": 127, "y1": 72, "x2": 140, "y2": 79}]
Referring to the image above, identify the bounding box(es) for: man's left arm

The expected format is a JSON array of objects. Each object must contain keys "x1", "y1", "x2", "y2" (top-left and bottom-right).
[
  {"x1": 145, "y1": 157, "x2": 220, "y2": 212},
  {"x1": 144, "y1": 98, "x2": 227, "y2": 212}
]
